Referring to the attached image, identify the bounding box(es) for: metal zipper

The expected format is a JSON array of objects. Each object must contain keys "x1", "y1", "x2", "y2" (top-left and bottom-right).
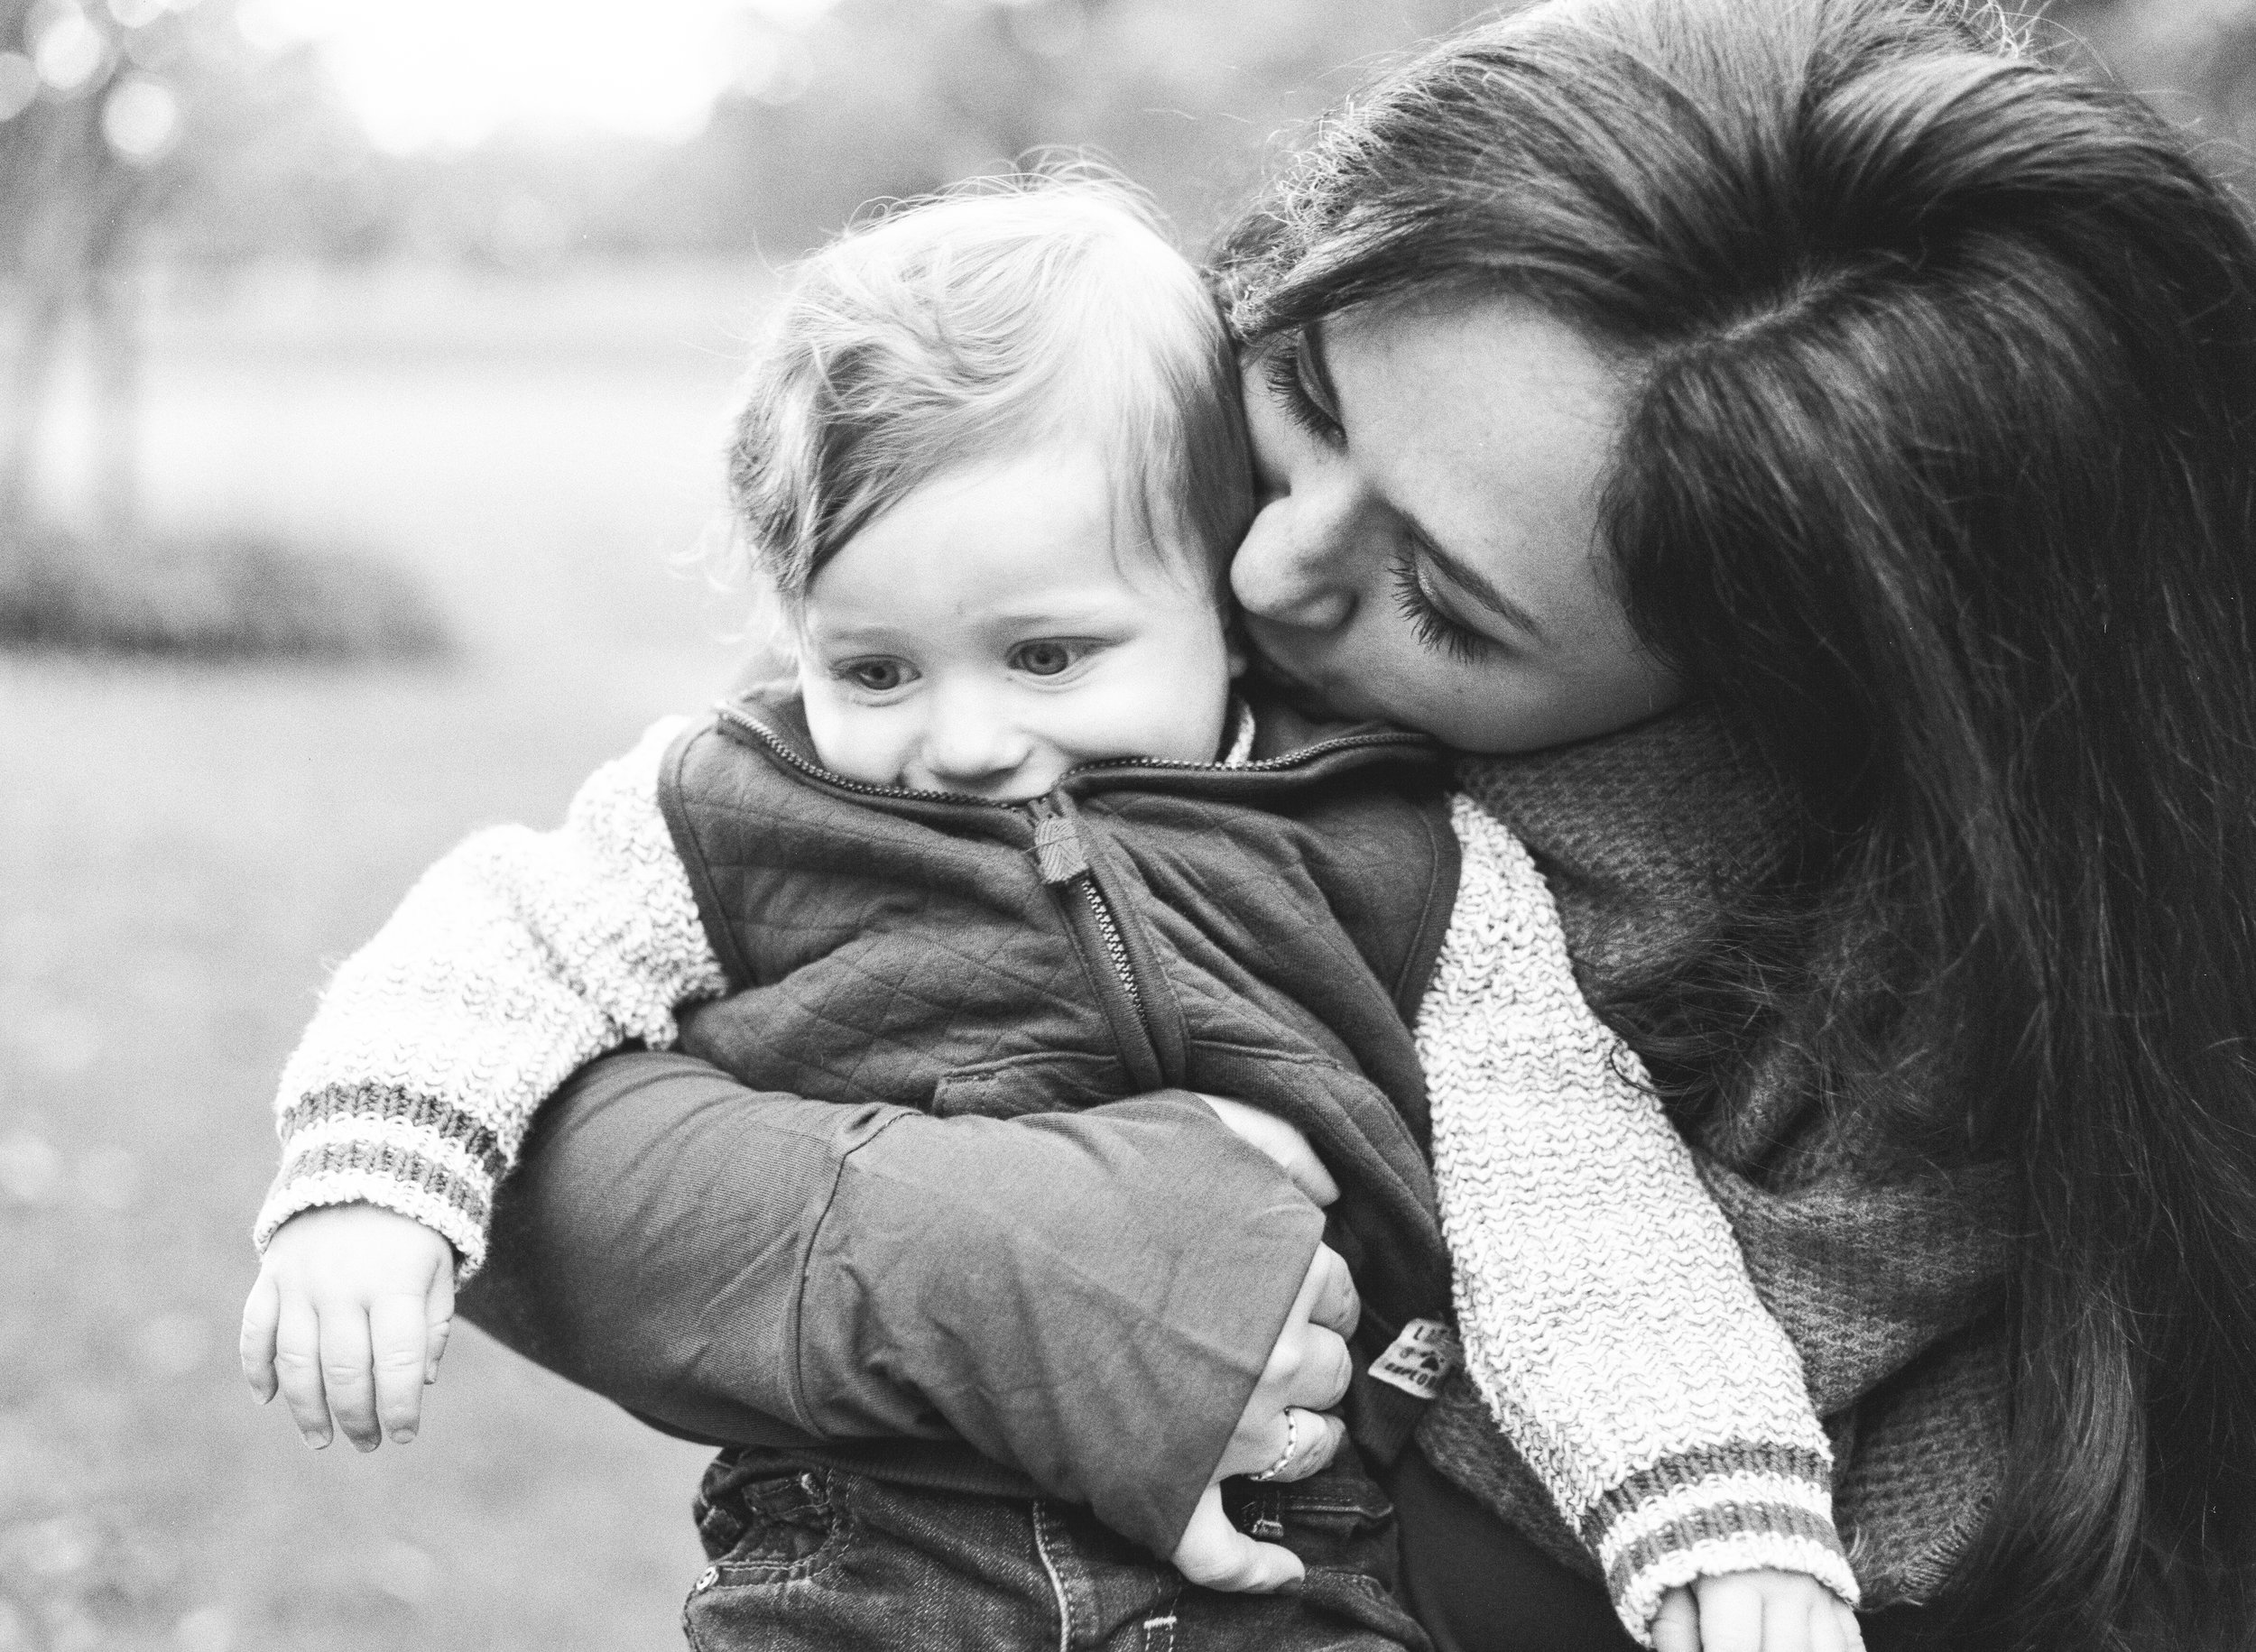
[
  {"x1": 717, "y1": 704, "x2": 1025, "y2": 809},
  {"x1": 1080, "y1": 877, "x2": 1145, "y2": 1021},
  {"x1": 713, "y1": 701, "x2": 1419, "y2": 1078},
  {"x1": 1062, "y1": 730, "x2": 1424, "y2": 781},
  {"x1": 722, "y1": 703, "x2": 1163, "y2": 1057},
  {"x1": 1029, "y1": 801, "x2": 1151, "y2": 1038},
  {"x1": 717, "y1": 701, "x2": 1420, "y2": 795}
]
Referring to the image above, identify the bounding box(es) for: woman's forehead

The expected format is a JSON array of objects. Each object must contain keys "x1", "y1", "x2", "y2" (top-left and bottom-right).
[{"x1": 1322, "y1": 296, "x2": 1623, "y2": 593}]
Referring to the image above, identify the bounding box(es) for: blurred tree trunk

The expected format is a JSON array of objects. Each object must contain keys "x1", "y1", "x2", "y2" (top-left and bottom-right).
[
  {"x1": 0, "y1": 282, "x2": 69, "y2": 537},
  {"x1": 87, "y1": 255, "x2": 141, "y2": 551}
]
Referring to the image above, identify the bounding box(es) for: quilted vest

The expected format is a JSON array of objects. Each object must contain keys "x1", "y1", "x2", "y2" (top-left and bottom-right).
[{"x1": 657, "y1": 689, "x2": 1462, "y2": 1442}]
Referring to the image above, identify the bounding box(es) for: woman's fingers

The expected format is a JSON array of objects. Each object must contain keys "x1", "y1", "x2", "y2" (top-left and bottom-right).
[
  {"x1": 1263, "y1": 1321, "x2": 1351, "y2": 1419},
  {"x1": 1169, "y1": 1486, "x2": 1307, "y2": 1594},
  {"x1": 1216, "y1": 1243, "x2": 1357, "y2": 1479},
  {"x1": 1191, "y1": 1094, "x2": 1338, "y2": 1208},
  {"x1": 1293, "y1": 1242, "x2": 1359, "y2": 1338},
  {"x1": 1252, "y1": 1407, "x2": 1345, "y2": 1484},
  {"x1": 238, "y1": 1271, "x2": 282, "y2": 1404},
  {"x1": 1217, "y1": 1339, "x2": 1350, "y2": 1480}
]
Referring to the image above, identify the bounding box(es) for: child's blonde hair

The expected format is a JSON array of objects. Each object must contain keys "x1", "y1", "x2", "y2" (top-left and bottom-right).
[{"x1": 727, "y1": 172, "x2": 1252, "y2": 607}]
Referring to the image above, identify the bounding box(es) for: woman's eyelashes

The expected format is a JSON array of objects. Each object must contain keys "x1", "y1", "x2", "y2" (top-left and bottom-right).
[
  {"x1": 1262, "y1": 337, "x2": 1345, "y2": 448},
  {"x1": 1389, "y1": 551, "x2": 1501, "y2": 664}
]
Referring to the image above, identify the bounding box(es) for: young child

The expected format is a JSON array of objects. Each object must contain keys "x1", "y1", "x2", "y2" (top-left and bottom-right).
[{"x1": 241, "y1": 179, "x2": 1861, "y2": 1650}]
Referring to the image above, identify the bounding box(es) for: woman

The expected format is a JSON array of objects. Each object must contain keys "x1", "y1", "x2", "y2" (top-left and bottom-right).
[{"x1": 460, "y1": 2, "x2": 2256, "y2": 1647}]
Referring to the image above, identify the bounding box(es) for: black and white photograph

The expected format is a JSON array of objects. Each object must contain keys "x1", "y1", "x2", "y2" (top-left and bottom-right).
[{"x1": 6, "y1": 1, "x2": 2256, "y2": 1648}]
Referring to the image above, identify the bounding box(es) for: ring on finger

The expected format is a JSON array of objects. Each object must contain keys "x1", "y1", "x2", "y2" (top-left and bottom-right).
[{"x1": 1249, "y1": 1407, "x2": 1302, "y2": 1482}]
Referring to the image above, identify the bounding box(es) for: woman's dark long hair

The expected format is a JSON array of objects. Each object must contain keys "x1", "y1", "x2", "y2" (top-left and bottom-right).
[{"x1": 1222, "y1": 2, "x2": 2256, "y2": 1646}]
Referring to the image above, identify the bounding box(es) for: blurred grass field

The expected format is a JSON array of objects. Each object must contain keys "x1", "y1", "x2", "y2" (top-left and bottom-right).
[{"x1": 0, "y1": 263, "x2": 776, "y2": 1651}]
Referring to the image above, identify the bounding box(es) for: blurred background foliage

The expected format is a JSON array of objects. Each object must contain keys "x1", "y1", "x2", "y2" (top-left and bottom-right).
[
  {"x1": 0, "y1": 0, "x2": 2241, "y2": 644},
  {"x1": 0, "y1": 3, "x2": 2242, "y2": 1650}
]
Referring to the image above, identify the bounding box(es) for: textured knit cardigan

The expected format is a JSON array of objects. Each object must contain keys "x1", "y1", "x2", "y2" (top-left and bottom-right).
[
  {"x1": 258, "y1": 696, "x2": 1871, "y2": 1638},
  {"x1": 1431, "y1": 711, "x2": 2014, "y2": 1612}
]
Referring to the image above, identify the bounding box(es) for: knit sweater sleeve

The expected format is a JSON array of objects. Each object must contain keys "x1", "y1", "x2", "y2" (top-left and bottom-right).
[
  {"x1": 1419, "y1": 794, "x2": 1857, "y2": 1643},
  {"x1": 253, "y1": 717, "x2": 728, "y2": 1276}
]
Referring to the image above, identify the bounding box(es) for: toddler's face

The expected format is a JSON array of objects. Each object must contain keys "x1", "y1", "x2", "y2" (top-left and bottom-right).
[{"x1": 796, "y1": 446, "x2": 1240, "y2": 800}]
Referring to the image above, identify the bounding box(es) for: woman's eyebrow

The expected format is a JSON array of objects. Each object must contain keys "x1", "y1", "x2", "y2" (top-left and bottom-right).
[
  {"x1": 1308, "y1": 320, "x2": 1543, "y2": 641},
  {"x1": 1413, "y1": 528, "x2": 1547, "y2": 641}
]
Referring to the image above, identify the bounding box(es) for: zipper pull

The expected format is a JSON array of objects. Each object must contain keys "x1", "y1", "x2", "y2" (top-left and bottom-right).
[{"x1": 1033, "y1": 811, "x2": 1088, "y2": 884}]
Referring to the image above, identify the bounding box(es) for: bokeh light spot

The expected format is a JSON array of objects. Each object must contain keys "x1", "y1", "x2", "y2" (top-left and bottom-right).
[
  {"x1": 173, "y1": 1607, "x2": 235, "y2": 1652},
  {"x1": 243, "y1": 0, "x2": 837, "y2": 151},
  {"x1": 32, "y1": 11, "x2": 108, "y2": 91},
  {"x1": 368, "y1": 1537, "x2": 439, "y2": 1605},
  {"x1": 0, "y1": 1132, "x2": 65, "y2": 1206},
  {"x1": 102, "y1": 71, "x2": 180, "y2": 157}
]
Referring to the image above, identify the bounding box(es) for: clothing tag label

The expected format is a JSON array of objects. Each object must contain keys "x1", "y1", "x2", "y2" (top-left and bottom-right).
[{"x1": 1368, "y1": 1318, "x2": 1461, "y2": 1401}]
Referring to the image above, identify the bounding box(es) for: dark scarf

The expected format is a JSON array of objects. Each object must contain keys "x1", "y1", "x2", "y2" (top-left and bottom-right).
[{"x1": 1415, "y1": 706, "x2": 2012, "y2": 1610}]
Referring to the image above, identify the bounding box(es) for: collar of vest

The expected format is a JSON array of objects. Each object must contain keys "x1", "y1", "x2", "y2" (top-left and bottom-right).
[{"x1": 707, "y1": 686, "x2": 1447, "y2": 810}]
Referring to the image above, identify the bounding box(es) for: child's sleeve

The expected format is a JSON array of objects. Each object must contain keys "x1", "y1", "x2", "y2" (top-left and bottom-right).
[
  {"x1": 253, "y1": 716, "x2": 728, "y2": 1276},
  {"x1": 1419, "y1": 794, "x2": 1858, "y2": 1645}
]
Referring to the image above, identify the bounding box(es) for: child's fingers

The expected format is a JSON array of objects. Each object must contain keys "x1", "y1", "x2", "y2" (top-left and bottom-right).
[
  {"x1": 314, "y1": 1298, "x2": 383, "y2": 1452},
  {"x1": 272, "y1": 1292, "x2": 334, "y2": 1448},
  {"x1": 1817, "y1": 1595, "x2": 1862, "y2": 1652},
  {"x1": 367, "y1": 1295, "x2": 430, "y2": 1445},
  {"x1": 1651, "y1": 1588, "x2": 1699, "y2": 1652},
  {"x1": 1695, "y1": 1575, "x2": 1764, "y2": 1652},
  {"x1": 238, "y1": 1272, "x2": 282, "y2": 1403},
  {"x1": 1168, "y1": 1488, "x2": 1306, "y2": 1595},
  {"x1": 1808, "y1": 1597, "x2": 1847, "y2": 1652},
  {"x1": 1836, "y1": 1599, "x2": 1865, "y2": 1652},
  {"x1": 424, "y1": 1264, "x2": 455, "y2": 1385}
]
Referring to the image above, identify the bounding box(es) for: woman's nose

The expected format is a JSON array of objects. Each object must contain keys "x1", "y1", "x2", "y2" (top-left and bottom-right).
[{"x1": 1231, "y1": 494, "x2": 1356, "y2": 632}]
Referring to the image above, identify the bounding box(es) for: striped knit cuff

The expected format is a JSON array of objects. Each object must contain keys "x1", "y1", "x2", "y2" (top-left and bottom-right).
[
  {"x1": 253, "y1": 1083, "x2": 506, "y2": 1277},
  {"x1": 1583, "y1": 1444, "x2": 1859, "y2": 1646}
]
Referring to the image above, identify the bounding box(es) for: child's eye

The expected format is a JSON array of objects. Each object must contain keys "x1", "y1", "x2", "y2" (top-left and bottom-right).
[
  {"x1": 839, "y1": 658, "x2": 915, "y2": 693},
  {"x1": 1009, "y1": 641, "x2": 1088, "y2": 678}
]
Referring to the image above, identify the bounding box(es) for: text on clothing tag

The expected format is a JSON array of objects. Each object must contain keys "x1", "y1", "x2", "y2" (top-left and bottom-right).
[{"x1": 1369, "y1": 1319, "x2": 1461, "y2": 1400}]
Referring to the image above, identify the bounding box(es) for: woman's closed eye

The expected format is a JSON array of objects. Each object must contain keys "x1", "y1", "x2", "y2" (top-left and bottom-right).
[
  {"x1": 835, "y1": 656, "x2": 918, "y2": 695},
  {"x1": 1008, "y1": 639, "x2": 1100, "y2": 678},
  {"x1": 1262, "y1": 334, "x2": 1345, "y2": 448},
  {"x1": 1389, "y1": 550, "x2": 1501, "y2": 665}
]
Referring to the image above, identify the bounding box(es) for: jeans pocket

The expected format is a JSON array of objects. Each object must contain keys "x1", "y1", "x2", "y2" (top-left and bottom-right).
[{"x1": 693, "y1": 1456, "x2": 846, "y2": 1583}]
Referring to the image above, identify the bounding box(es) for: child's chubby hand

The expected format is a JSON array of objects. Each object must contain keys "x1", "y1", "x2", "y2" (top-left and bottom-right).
[
  {"x1": 1653, "y1": 1569, "x2": 1865, "y2": 1652},
  {"x1": 238, "y1": 1202, "x2": 457, "y2": 1453}
]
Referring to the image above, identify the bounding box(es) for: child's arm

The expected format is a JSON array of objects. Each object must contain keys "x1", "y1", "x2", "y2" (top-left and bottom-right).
[
  {"x1": 241, "y1": 717, "x2": 727, "y2": 1445},
  {"x1": 1419, "y1": 796, "x2": 1862, "y2": 1650},
  {"x1": 239, "y1": 1203, "x2": 454, "y2": 1450}
]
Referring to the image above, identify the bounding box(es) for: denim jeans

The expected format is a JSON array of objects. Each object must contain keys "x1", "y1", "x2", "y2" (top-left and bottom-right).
[{"x1": 683, "y1": 1446, "x2": 1430, "y2": 1652}]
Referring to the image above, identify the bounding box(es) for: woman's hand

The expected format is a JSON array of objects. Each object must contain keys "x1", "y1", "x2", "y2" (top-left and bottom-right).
[
  {"x1": 1194, "y1": 1093, "x2": 1338, "y2": 1207},
  {"x1": 1172, "y1": 1094, "x2": 1357, "y2": 1592},
  {"x1": 1652, "y1": 1571, "x2": 1865, "y2": 1652},
  {"x1": 1168, "y1": 1241, "x2": 1359, "y2": 1590}
]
